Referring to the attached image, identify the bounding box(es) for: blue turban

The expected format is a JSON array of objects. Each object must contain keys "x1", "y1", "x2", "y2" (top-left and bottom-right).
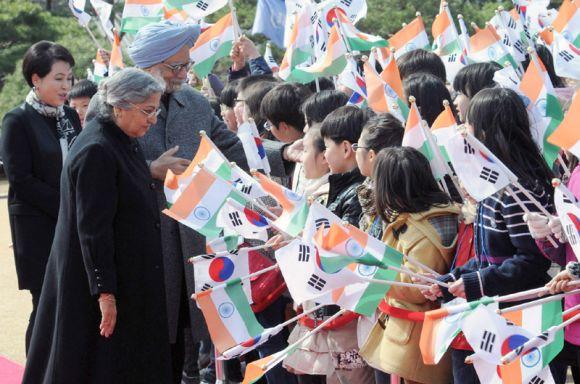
[{"x1": 128, "y1": 21, "x2": 200, "y2": 68}]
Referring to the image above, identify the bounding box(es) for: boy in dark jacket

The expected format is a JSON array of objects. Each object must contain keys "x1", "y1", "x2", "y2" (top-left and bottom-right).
[{"x1": 320, "y1": 106, "x2": 368, "y2": 225}]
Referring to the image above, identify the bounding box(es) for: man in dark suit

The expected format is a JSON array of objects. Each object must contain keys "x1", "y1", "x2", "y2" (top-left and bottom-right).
[{"x1": 127, "y1": 21, "x2": 250, "y2": 383}]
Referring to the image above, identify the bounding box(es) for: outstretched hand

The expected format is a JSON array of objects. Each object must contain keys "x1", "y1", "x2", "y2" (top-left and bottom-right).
[{"x1": 150, "y1": 146, "x2": 191, "y2": 180}]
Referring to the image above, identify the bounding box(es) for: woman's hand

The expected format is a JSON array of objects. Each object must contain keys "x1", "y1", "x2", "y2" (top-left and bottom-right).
[
  {"x1": 415, "y1": 274, "x2": 443, "y2": 302},
  {"x1": 265, "y1": 233, "x2": 286, "y2": 250},
  {"x1": 546, "y1": 269, "x2": 573, "y2": 295},
  {"x1": 99, "y1": 293, "x2": 117, "y2": 338},
  {"x1": 548, "y1": 217, "x2": 567, "y2": 243},
  {"x1": 523, "y1": 212, "x2": 551, "y2": 239},
  {"x1": 448, "y1": 278, "x2": 466, "y2": 299}
]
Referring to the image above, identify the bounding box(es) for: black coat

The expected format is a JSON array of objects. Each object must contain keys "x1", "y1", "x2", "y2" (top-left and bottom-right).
[
  {"x1": 0, "y1": 103, "x2": 81, "y2": 290},
  {"x1": 23, "y1": 118, "x2": 172, "y2": 384}
]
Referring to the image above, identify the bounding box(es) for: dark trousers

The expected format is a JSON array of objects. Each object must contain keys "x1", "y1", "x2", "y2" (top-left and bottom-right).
[
  {"x1": 550, "y1": 341, "x2": 580, "y2": 384},
  {"x1": 25, "y1": 289, "x2": 41, "y2": 355},
  {"x1": 255, "y1": 296, "x2": 298, "y2": 384},
  {"x1": 297, "y1": 374, "x2": 325, "y2": 383},
  {"x1": 171, "y1": 275, "x2": 191, "y2": 384},
  {"x1": 451, "y1": 349, "x2": 479, "y2": 384},
  {"x1": 374, "y1": 369, "x2": 391, "y2": 384}
]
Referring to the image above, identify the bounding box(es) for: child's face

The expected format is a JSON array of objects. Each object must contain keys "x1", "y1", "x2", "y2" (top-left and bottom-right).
[
  {"x1": 355, "y1": 133, "x2": 373, "y2": 177},
  {"x1": 69, "y1": 96, "x2": 91, "y2": 128},
  {"x1": 323, "y1": 138, "x2": 354, "y2": 174},
  {"x1": 221, "y1": 106, "x2": 238, "y2": 133},
  {"x1": 301, "y1": 132, "x2": 329, "y2": 180}
]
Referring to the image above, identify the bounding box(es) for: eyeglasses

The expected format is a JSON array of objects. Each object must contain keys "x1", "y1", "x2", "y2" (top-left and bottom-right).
[
  {"x1": 351, "y1": 143, "x2": 369, "y2": 151},
  {"x1": 161, "y1": 61, "x2": 192, "y2": 74},
  {"x1": 129, "y1": 102, "x2": 162, "y2": 118},
  {"x1": 234, "y1": 98, "x2": 246, "y2": 104}
]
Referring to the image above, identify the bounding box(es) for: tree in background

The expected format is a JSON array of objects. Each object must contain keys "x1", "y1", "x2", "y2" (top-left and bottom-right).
[{"x1": 1, "y1": 0, "x2": 554, "y2": 118}]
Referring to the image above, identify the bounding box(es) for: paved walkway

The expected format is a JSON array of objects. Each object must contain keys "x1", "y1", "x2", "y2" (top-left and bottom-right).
[{"x1": 0, "y1": 179, "x2": 30, "y2": 365}]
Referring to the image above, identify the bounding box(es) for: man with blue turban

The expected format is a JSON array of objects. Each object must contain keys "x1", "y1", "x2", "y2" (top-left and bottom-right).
[{"x1": 128, "y1": 21, "x2": 249, "y2": 384}]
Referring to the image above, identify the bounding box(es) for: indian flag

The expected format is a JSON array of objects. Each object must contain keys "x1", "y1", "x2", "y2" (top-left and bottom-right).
[
  {"x1": 552, "y1": 0, "x2": 580, "y2": 47},
  {"x1": 388, "y1": 14, "x2": 431, "y2": 59},
  {"x1": 121, "y1": 0, "x2": 164, "y2": 34},
  {"x1": 278, "y1": 6, "x2": 315, "y2": 82},
  {"x1": 109, "y1": 30, "x2": 124, "y2": 75},
  {"x1": 253, "y1": 172, "x2": 309, "y2": 237},
  {"x1": 432, "y1": 5, "x2": 461, "y2": 56},
  {"x1": 468, "y1": 24, "x2": 518, "y2": 69},
  {"x1": 519, "y1": 51, "x2": 563, "y2": 167},
  {"x1": 548, "y1": 90, "x2": 580, "y2": 159},
  {"x1": 163, "y1": 134, "x2": 231, "y2": 206},
  {"x1": 402, "y1": 100, "x2": 448, "y2": 180},
  {"x1": 190, "y1": 12, "x2": 234, "y2": 79},
  {"x1": 362, "y1": 60, "x2": 408, "y2": 123},
  {"x1": 501, "y1": 301, "x2": 564, "y2": 382},
  {"x1": 336, "y1": 9, "x2": 388, "y2": 52},
  {"x1": 206, "y1": 235, "x2": 242, "y2": 254},
  {"x1": 313, "y1": 223, "x2": 377, "y2": 273},
  {"x1": 92, "y1": 50, "x2": 108, "y2": 83},
  {"x1": 420, "y1": 297, "x2": 496, "y2": 365},
  {"x1": 242, "y1": 346, "x2": 299, "y2": 384},
  {"x1": 293, "y1": 25, "x2": 347, "y2": 81},
  {"x1": 162, "y1": 167, "x2": 246, "y2": 240},
  {"x1": 431, "y1": 101, "x2": 457, "y2": 162},
  {"x1": 195, "y1": 280, "x2": 264, "y2": 354}
]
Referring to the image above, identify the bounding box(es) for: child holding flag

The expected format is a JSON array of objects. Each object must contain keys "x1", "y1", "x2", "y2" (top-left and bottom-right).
[
  {"x1": 525, "y1": 159, "x2": 580, "y2": 383},
  {"x1": 422, "y1": 88, "x2": 555, "y2": 382},
  {"x1": 359, "y1": 147, "x2": 459, "y2": 384},
  {"x1": 284, "y1": 106, "x2": 373, "y2": 384}
]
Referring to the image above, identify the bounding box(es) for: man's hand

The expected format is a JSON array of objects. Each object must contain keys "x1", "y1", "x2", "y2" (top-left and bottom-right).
[
  {"x1": 230, "y1": 41, "x2": 246, "y2": 71},
  {"x1": 546, "y1": 269, "x2": 573, "y2": 294},
  {"x1": 283, "y1": 139, "x2": 304, "y2": 163},
  {"x1": 238, "y1": 35, "x2": 260, "y2": 60},
  {"x1": 523, "y1": 212, "x2": 551, "y2": 239},
  {"x1": 150, "y1": 146, "x2": 191, "y2": 180}
]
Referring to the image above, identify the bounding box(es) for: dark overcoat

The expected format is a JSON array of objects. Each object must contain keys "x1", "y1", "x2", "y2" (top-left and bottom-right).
[
  {"x1": 22, "y1": 118, "x2": 172, "y2": 384},
  {"x1": 137, "y1": 85, "x2": 249, "y2": 344},
  {"x1": 0, "y1": 103, "x2": 81, "y2": 290}
]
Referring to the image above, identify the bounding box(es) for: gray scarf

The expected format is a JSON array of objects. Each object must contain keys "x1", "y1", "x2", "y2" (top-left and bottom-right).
[{"x1": 26, "y1": 89, "x2": 77, "y2": 160}]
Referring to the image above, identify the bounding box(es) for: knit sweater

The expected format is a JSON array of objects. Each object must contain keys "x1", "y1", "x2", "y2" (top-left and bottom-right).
[{"x1": 441, "y1": 182, "x2": 552, "y2": 301}]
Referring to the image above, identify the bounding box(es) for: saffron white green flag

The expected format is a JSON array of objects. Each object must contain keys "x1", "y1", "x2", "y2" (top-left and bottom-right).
[
  {"x1": 163, "y1": 167, "x2": 246, "y2": 240},
  {"x1": 336, "y1": 9, "x2": 387, "y2": 51},
  {"x1": 121, "y1": 0, "x2": 164, "y2": 34},
  {"x1": 519, "y1": 51, "x2": 564, "y2": 167},
  {"x1": 293, "y1": 24, "x2": 347, "y2": 81},
  {"x1": 194, "y1": 280, "x2": 264, "y2": 354},
  {"x1": 190, "y1": 12, "x2": 235, "y2": 79},
  {"x1": 279, "y1": 4, "x2": 315, "y2": 81},
  {"x1": 402, "y1": 101, "x2": 449, "y2": 181}
]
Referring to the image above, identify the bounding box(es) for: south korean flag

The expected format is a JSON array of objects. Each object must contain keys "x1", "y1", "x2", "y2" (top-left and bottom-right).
[
  {"x1": 217, "y1": 198, "x2": 271, "y2": 242},
  {"x1": 554, "y1": 182, "x2": 580, "y2": 261},
  {"x1": 444, "y1": 132, "x2": 518, "y2": 201}
]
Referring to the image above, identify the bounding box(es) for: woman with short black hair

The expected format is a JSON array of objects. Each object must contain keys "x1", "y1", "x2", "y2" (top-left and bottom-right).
[{"x1": 1, "y1": 41, "x2": 81, "y2": 352}]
